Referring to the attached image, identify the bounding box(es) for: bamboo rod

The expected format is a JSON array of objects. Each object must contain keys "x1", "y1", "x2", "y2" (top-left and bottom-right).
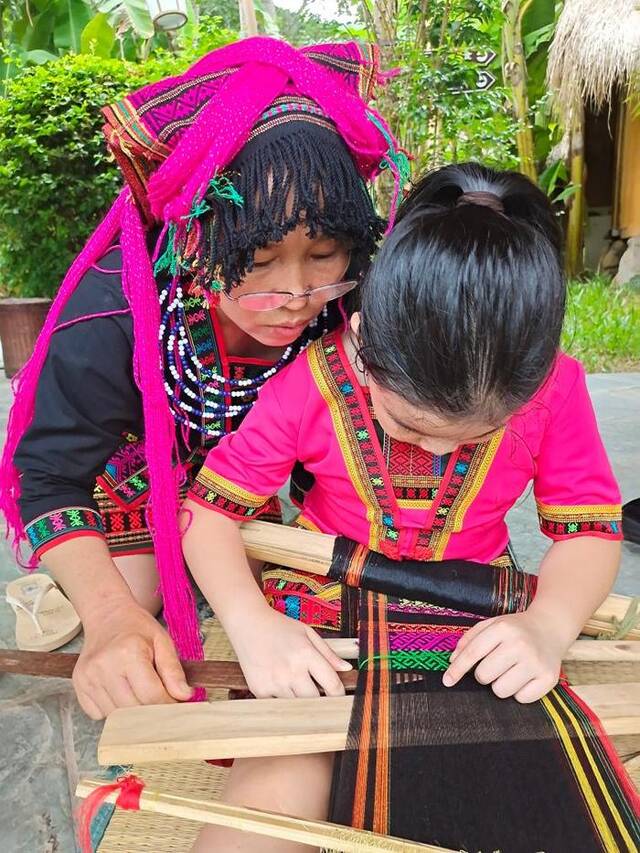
[
  {"x1": 3, "y1": 639, "x2": 638, "y2": 694},
  {"x1": 239, "y1": 522, "x2": 640, "y2": 639},
  {"x1": 98, "y1": 682, "x2": 640, "y2": 766},
  {"x1": 75, "y1": 778, "x2": 451, "y2": 851}
]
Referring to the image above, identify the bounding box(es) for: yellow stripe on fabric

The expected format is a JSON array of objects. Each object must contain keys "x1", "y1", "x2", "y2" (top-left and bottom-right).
[
  {"x1": 293, "y1": 514, "x2": 322, "y2": 533},
  {"x1": 536, "y1": 501, "x2": 622, "y2": 521},
  {"x1": 431, "y1": 429, "x2": 504, "y2": 560},
  {"x1": 261, "y1": 568, "x2": 341, "y2": 599},
  {"x1": 307, "y1": 342, "x2": 379, "y2": 551},
  {"x1": 195, "y1": 466, "x2": 270, "y2": 507},
  {"x1": 541, "y1": 691, "x2": 633, "y2": 851}
]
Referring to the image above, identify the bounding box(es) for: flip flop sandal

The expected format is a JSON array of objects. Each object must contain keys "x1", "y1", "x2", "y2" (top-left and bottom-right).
[{"x1": 5, "y1": 574, "x2": 82, "y2": 652}]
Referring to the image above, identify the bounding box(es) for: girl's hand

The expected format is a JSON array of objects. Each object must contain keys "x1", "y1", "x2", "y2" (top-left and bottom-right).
[
  {"x1": 229, "y1": 606, "x2": 352, "y2": 699},
  {"x1": 74, "y1": 598, "x2": 193, "y2": 719},
  {"x1": 442, "y1": 610, "x2": 567, "y2": 703}
]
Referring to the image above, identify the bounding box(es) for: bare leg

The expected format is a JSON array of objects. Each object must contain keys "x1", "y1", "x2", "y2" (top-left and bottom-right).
[
  {"x1": 112, "y1": 553, "x2": 162, "y2": 615},
  {"x1": 191, "y1": 753, "x2": 334, "y2": 852}
]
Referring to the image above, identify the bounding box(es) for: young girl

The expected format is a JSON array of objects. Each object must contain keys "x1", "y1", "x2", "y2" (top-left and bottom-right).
[
  {"x1": 182, "y1": 163, "x2": 622, "y2": 851},
  {"x1": 0, "y1": 37, "x2": 403, "y2": 719}
]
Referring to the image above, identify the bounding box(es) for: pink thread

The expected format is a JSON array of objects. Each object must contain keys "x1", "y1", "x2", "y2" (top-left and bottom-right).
[
  {"x1": 179, "y1": 507, "x2": 193, "y2": 535},
  {"x1": 54, "y1": 308, "x2": 131, "y2": 334},
  {"x1": 91, "y1": 264, "x2": 123, "y2": 274},
  {"x1": 76, "y1": 775, "x2": 144, "y2": 853}
]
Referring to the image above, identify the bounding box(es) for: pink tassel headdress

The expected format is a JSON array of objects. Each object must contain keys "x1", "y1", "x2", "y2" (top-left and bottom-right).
[{"x1": 0, "y1": 37, "x2": 405, "y2": 661}]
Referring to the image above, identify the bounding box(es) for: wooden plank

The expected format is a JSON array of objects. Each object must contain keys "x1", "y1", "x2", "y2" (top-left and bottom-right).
[
  {"x1": 99, "y1": 695, "x2": 353, "y2": 765},
  {"x1": 76, "y1": 778, "x2": 451, "y2": 851},
  {"x1": 98, "y1": 682, "x2": 640, "y2": 766},
  {"x1": 563, "y1": 640, "x2": 640, "y2": 663},
  {"x1": 584, "y1": 594, "x2": 640, "y2": 640}
]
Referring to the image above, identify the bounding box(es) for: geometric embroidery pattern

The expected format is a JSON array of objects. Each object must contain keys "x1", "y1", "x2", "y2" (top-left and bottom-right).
[
  {"x1": 536, "y1": 500, "x2": 621, "y2": 539},
  {"x1": 26, "y1": 507, "x2": 105, "y2": 556}
]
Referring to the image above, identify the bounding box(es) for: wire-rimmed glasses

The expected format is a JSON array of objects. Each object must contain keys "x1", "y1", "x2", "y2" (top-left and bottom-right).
[{"x1": 223, "y1": 279, "x2": 359, "y2": 312}]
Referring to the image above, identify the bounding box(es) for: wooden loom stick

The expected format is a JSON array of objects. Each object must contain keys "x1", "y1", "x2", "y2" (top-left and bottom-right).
[
  {"x1": 98, "y1": 682, "x2": 640, "y2": 765},
  {"x1": 0, "y1": 646, "x2": 358, "y2": 691},
  {"x1": 239, "y1": 522, "x2": 640, "y2": 640},
  {"x1": 3, "y1": 639, "x2": 639, "y2": 693},
  {"x1": 75, "y1": 778, "x2": 452, "y2": 852}
]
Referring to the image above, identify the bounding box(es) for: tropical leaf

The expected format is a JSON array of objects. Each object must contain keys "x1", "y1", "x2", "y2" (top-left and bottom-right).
[
  {"x1": 93, "y1": 0, "x2": 154, "y2": 39},
  {"x1": 23, "y1": 48, "x2": 59, "y2": 62},
  {"x1": 53, "y1": 0, "x2": 92, "y2": 52},
  {"x1": 24, "y1": 7, "x2": 56, "y2": 50},
  {"x1": 80, "y1": 12, "x2": 115, "y2": 55}
]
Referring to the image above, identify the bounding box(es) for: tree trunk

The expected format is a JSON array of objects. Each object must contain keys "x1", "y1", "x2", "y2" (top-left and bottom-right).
[{"x1": 501, "y1": 0, "x2": 537, "y2": 182}]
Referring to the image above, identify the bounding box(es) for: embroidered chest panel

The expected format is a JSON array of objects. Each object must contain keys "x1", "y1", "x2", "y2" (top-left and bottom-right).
[{"x1": 309, "y1": 334, "x2": 504, "y2": 560}]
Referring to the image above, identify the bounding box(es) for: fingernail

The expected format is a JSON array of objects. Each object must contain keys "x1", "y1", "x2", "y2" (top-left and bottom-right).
[
  {"x1": 442, "y1": 673, "x2": 453, "y2": 687},
  {"x1": 181, "y1": 681, "x2": 193, "y2": 694},
  {"x1": 340, "y1": 661, "x2": 353, "y2": 670}
]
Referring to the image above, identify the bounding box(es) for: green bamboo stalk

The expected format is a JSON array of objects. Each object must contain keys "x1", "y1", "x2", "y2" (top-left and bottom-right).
[
  {"x1": 501, "y1": 0, "x2": 537, "y2": 183},
  {"x1": 565, "y1": 104, "x2": 585, "y2": 277}
]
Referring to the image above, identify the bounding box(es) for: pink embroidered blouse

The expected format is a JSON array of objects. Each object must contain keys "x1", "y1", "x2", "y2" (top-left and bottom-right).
[{"x1": 188, "y1": 332, "x2": 622, "y2": 567}]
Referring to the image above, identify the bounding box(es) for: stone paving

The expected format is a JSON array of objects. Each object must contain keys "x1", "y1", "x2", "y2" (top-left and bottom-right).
[{"x1": 0, "y1": 372, "x2": 638, "y2": 852}]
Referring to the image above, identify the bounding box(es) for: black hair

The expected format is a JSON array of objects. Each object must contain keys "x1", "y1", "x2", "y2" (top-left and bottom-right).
[
  {"x1": 358, "y1": 162, "x2": 565, "y2": 421},
  {"x1": 181, "y1": 118, "x2": 385, "y2": 291}
]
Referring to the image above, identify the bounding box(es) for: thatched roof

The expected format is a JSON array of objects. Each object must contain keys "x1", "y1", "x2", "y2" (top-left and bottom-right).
[{"x1": 547, "y1": 0, "x2": 640, "y2": 119}]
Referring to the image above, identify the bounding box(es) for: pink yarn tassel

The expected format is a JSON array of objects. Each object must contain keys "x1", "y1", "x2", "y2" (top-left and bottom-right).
[
  {"x1": 0, "y1": 190, "x2": 128, "y2": 566},
  {"x1": 120, "y1": 197, "x2": 202, "y2": 662}
]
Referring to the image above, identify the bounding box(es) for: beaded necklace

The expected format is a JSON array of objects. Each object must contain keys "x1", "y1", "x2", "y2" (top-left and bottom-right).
[{"x1": 159, "y1": 280, "x2": 328, "y2": 438}]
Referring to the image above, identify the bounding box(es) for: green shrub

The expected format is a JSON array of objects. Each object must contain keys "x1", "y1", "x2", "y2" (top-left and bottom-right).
[
  {"x1": 563, "y1": 275, "x2": 640, "y2": 372},
  {"x1": 0, "y1": 31, "x2": 234, "y2": 298}
]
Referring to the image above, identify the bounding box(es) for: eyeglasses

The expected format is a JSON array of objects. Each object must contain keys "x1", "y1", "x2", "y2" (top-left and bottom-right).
[{"x1": 223, "y1": 279, "x2": 359, "y2": 312}]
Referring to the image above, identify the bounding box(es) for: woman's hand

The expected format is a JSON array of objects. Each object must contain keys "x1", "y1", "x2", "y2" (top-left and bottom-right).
[
  {"x1": 229, "y1": 605, "x2": 352, "y2": 699},
  {"x1": 73, "y1": 597, "x2": 193, "y2": 719},
  {"x1": 442, "y1": 610, "x2": 567, "y2": 703}
]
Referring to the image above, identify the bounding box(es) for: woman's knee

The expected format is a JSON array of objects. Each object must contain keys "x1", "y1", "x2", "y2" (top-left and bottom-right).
[{"x1": 191, "y1": 754, "x2": 334, "y2": 852}]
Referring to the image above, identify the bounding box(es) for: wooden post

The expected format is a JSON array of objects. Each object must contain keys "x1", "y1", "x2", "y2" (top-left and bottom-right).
[
  {"x1": 238, "y1": 0, "x2": 258, "y2": 37},
  {"x1": 501, "y1": 0, "x2": 537, "y2": 183},
  {"x1": 565, "y1": 102, "x2": 585, "y2": 277}
]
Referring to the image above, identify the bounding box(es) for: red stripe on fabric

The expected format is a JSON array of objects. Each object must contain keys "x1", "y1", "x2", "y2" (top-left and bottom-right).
[{"x1": 35, "y1": 529, "x2": 105, "y2": 557}]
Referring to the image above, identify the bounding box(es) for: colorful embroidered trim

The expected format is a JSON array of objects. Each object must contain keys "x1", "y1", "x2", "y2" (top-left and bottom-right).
[
  {"x1": 96, "y1": 436, "x2": 149, "y2": 510},
  {"x1": 94, "y1": 488, "x2": 155, "y2": 556},
  {"x1": 537, "y1": 500, "x2": 622, "y2": 538},
  {"x1": 308, "y1": 334, "x2": 402, "y2": 556},
  {"x1": 189, "y1": 465, "x2": 273, "y2": 518},
  {"x1": 263, "y1": 566, "x2": 343, "y2": 631},
  {"x1": 26, "y1": 507, "x2": 105, "y2": 556}
]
